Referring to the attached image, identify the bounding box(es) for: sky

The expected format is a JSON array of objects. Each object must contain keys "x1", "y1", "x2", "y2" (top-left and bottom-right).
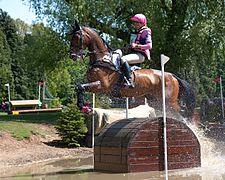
[{"x1": 0, "y1": 0, "x2": 37, "y2": 24}]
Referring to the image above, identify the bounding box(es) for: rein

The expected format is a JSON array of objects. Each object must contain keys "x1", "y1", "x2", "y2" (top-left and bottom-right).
[
  {"x1": 70, "y1": 26, "x2": 121, "y2": 73},
  {"x1": 70, "y1": 27, "x2": 111, "y2": 60},
  {"x1": 70, "y1": 47, "x2": 109, "y2": 60}
]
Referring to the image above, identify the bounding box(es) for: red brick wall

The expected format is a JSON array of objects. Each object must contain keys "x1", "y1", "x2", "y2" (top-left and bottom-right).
[{"x1": 94, "y1": 117, "x2": 201, "y2": 173}]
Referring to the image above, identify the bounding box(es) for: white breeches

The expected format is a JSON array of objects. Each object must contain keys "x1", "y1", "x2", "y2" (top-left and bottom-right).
[{"x1": 121, "y1": 52, "x2": 145, "y2": 65}]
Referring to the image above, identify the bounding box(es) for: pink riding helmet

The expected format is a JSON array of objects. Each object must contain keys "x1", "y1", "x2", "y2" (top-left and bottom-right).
[{"x1": 131, "y1": 14, "x2": 147, "y2": 26}]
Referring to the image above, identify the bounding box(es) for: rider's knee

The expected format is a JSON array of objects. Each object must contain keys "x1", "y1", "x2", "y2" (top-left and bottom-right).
[
  {"x1": 114, "y1": 49, "x2": 122, "y2": 56},
  {"x1": 121, "y1": 57, "x2": 126, "y2": 64}
]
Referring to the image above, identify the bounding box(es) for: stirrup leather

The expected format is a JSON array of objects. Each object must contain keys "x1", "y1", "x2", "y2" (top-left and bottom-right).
[{"x1": 124, "y1": 77, "x2": 135, "y2": 88}]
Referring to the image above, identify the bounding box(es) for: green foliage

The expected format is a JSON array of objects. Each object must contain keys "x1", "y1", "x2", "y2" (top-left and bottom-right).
[
  {"x1": 56, "y1": 103, "x2": 87, "y2": 147},
  {"x1": 0, "y1": 29, "x2": 12, "y2": 100},
  {"x1": 95, "y1": 93, "x2": 111, "y2": 109},
  {"x1": 200, "y1": 98, "x2": 224, "y2": 123},
  {"x1": 0, "y1": 9, "x2": 34, "y2": 100},
  {"x1": 23, "y1": 24, "x2": 67, "y2": 73},
  {"x1": 0, "y1": 8, "x2": 78, "y2": 103},
  {"x1": 22, "y1": 23, "x2": 73, "y2": 103}
]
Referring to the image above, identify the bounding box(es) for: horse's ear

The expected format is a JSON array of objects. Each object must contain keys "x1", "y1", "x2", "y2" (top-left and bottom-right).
[{"x1": 73, "y1": 19, "x2": 80, "y2": 32}]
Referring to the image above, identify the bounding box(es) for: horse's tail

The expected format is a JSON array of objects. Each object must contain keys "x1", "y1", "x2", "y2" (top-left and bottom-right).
[{"x1": 173, "y1": 74, "x2": 196, "y2": 118}]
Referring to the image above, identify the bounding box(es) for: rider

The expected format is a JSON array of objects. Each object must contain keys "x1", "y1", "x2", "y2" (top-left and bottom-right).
[{"x1": 121, "y1": 13, "x2": 152, "y2": 87}]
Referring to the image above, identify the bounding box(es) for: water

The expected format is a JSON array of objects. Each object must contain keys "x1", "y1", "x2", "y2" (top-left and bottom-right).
[
  {"x1": 1, "y1": 123, "x2": 225, "y2": 180},
  {"x1": 168, "y1": 123, "x2": 225, "y2": 180}
]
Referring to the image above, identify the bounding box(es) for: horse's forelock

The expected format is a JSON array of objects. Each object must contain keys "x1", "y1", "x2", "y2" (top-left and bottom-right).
[{"x1": 73, "y1": 19, "x2": 81, "y2": 32}]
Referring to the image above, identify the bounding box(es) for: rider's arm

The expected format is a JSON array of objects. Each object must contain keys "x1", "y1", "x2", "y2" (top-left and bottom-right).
[
  {"x1": 132, "y1": 30, "x2": 152, "y2": 50},
  {"x1": 138, "y1": 42, "x2": 152, "y2": 50}
]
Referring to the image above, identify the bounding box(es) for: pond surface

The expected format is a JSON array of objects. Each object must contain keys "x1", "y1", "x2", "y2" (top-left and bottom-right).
[
  {"x1": 1, "y1": 155, "x2": 225, "y2": 180},
  {"x1": 1, "y1": 124, "x2": 225, "y2": 180}
]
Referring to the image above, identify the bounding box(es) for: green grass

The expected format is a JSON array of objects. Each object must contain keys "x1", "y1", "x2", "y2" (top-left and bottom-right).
[
  {"x1": 0, "y1": 121, "x2": 35, "y2": 140},
  {"x1": 0, "y1": 112, "x2": 61, "y2": 140},
  {"x1": 0, "y1": 112, "x2": 8, "y2": 115},
  {"x1": 0, "y1": 112, "x2": 61, "y2": 124}
]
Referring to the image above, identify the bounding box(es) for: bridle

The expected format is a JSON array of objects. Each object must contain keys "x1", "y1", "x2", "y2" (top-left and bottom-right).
[
  {"x1": 69, "y1": 27, "x2": 111, "y2": 61},
  {"x1": 70, "y1": 29, "x2": 84, "y2": 60}
]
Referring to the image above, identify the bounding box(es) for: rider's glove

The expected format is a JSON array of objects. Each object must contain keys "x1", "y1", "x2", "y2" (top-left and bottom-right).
[{"x1": 131, "y1": 43, "x2": 140, "y2": 49}]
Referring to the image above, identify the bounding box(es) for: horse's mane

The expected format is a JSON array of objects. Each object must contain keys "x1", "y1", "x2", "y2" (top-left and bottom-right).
[{"x1": 83, "y1": 26, "x2": 113, "y2": 51}]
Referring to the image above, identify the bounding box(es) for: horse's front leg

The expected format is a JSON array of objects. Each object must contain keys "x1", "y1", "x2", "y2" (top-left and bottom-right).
[{"x1": 76, "y1": 81, "x2": 101, "y2": 109}]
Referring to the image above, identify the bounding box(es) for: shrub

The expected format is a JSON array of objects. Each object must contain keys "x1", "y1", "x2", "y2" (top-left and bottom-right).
[{"x1": 56, "y1": 103, "x2": 87, "y2": 147}]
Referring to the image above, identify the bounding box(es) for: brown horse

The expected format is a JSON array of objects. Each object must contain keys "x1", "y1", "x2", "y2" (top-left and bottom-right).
[{"x1": 69, "y1": 22, "x2": 196, "y2": 118}]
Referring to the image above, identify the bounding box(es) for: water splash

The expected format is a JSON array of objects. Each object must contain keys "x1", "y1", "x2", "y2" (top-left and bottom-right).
[{"x1": 169, "y1": 121, "x2": 225, "y2": 179}]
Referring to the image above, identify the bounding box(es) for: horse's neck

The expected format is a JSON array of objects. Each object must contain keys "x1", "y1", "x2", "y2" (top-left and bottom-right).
[{"x1": 88, "y1": 36, "x2": 109, "y2": 62}]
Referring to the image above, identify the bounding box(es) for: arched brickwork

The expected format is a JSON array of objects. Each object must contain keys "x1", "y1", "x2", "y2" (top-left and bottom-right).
[{"x1": 94, "y1": 117, "x2": 201, "y2": 173}]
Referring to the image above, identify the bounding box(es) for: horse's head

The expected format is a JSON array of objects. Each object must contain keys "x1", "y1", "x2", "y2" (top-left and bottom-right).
[
  {"x1": 68, "y1": 20, "x2": 85, "y2": 61},
  {"x1": 68, "y1": 20, "x2": 110, "y2": 62}
]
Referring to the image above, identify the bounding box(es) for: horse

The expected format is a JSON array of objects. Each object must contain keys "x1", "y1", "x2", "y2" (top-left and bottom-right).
[{"x1": 68, "y1": 21, "x2": 196, "y2": 119}]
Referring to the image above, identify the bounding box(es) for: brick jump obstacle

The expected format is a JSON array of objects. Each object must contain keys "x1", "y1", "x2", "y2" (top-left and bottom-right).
[
  {"x1": 91, "y1": 55, "x2": 201, "y2": 173},
  {"x1": 94, "y1": 117, "x2": 201, "y2": 173}
]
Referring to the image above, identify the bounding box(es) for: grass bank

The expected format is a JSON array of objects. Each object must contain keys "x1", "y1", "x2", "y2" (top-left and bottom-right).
[{"x1": 0, "y1": 112, "x2": 61, "y2": 140}]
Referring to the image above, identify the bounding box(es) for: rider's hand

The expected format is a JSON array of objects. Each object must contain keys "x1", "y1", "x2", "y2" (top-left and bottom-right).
[{"x1": 131, "y1": 43, "x2": 140, "y2": 49}]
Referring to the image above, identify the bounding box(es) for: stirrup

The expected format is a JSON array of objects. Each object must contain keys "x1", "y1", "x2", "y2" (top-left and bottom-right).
[{"x1": 124, "y1": 78, "x2": 135, "y2": 88}]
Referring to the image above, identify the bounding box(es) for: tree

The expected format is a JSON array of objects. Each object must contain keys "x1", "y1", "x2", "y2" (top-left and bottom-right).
[
  {"x1": 24, "y1": 24, "x2": 67, "y2": 73},
  {"x1": 0, "y1": 9, "x2": 26, "y2": 100},
  {"x1": 23, "y1": 23, "x2": 73, "y2": 103},
  {"x1": 56, "y1": 103, "x2": 87, "y2": 147},
  {"x1": 0, "y1": 8, "x2": 87, "y2": 103},
  {"x1": 0, "y1": 29, "x2": 13, "y2": 100}
]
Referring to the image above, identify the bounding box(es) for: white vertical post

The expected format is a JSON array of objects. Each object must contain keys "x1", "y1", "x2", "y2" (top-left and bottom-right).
[
  {"x1": 38, "y1": 84, "x2": 41, "y2": 101},
  {"x1": 92, "y1": 93, "x2": 95, "y2": 148},
  {"x1": 4, "y1": 83, "x2": 10, "y2": 101},
  {"x1": 161, "y1": 54, "x2": 170, "y2": 180},
  {"x1": 126, "y1": 97, "x2": 129, "y2": 119},
  {"x1": 219, "y1": 76, "x2": 224, "y2": 123},
  {"x1": 42, "y1": 81, "x2": 45, "y2": 100},
  {"x1": 8, "y1": 85, "x2": 10, "y2": 102}
]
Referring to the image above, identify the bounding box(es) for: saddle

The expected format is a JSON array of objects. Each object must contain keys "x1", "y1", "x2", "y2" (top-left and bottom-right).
[
  {"x1": 91, "y1": 52, "x2": 141, "y2": 96},
  {"x1": 91, "y1": 52, "x2": 141, "y2": 72}
]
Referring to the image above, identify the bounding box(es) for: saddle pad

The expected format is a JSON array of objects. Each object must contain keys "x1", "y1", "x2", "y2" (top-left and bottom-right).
[{"x1": 131, "y1": 65, "x2": 141, "y2": 71}]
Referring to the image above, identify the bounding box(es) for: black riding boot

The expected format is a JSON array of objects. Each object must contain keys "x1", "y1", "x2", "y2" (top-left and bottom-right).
[{"x1": 122, "y1": 61, "x2": 134, "y2": 88}]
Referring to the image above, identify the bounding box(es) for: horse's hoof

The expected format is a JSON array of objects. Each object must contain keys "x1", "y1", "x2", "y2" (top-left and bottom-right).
[{"x1": 81, "y1": 106, "x2": 91, "y2": 113}]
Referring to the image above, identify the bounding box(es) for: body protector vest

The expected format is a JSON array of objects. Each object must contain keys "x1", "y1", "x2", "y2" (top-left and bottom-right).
[{"x1": 130, "y1": 26, "x2": 152, "y2": 60}]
